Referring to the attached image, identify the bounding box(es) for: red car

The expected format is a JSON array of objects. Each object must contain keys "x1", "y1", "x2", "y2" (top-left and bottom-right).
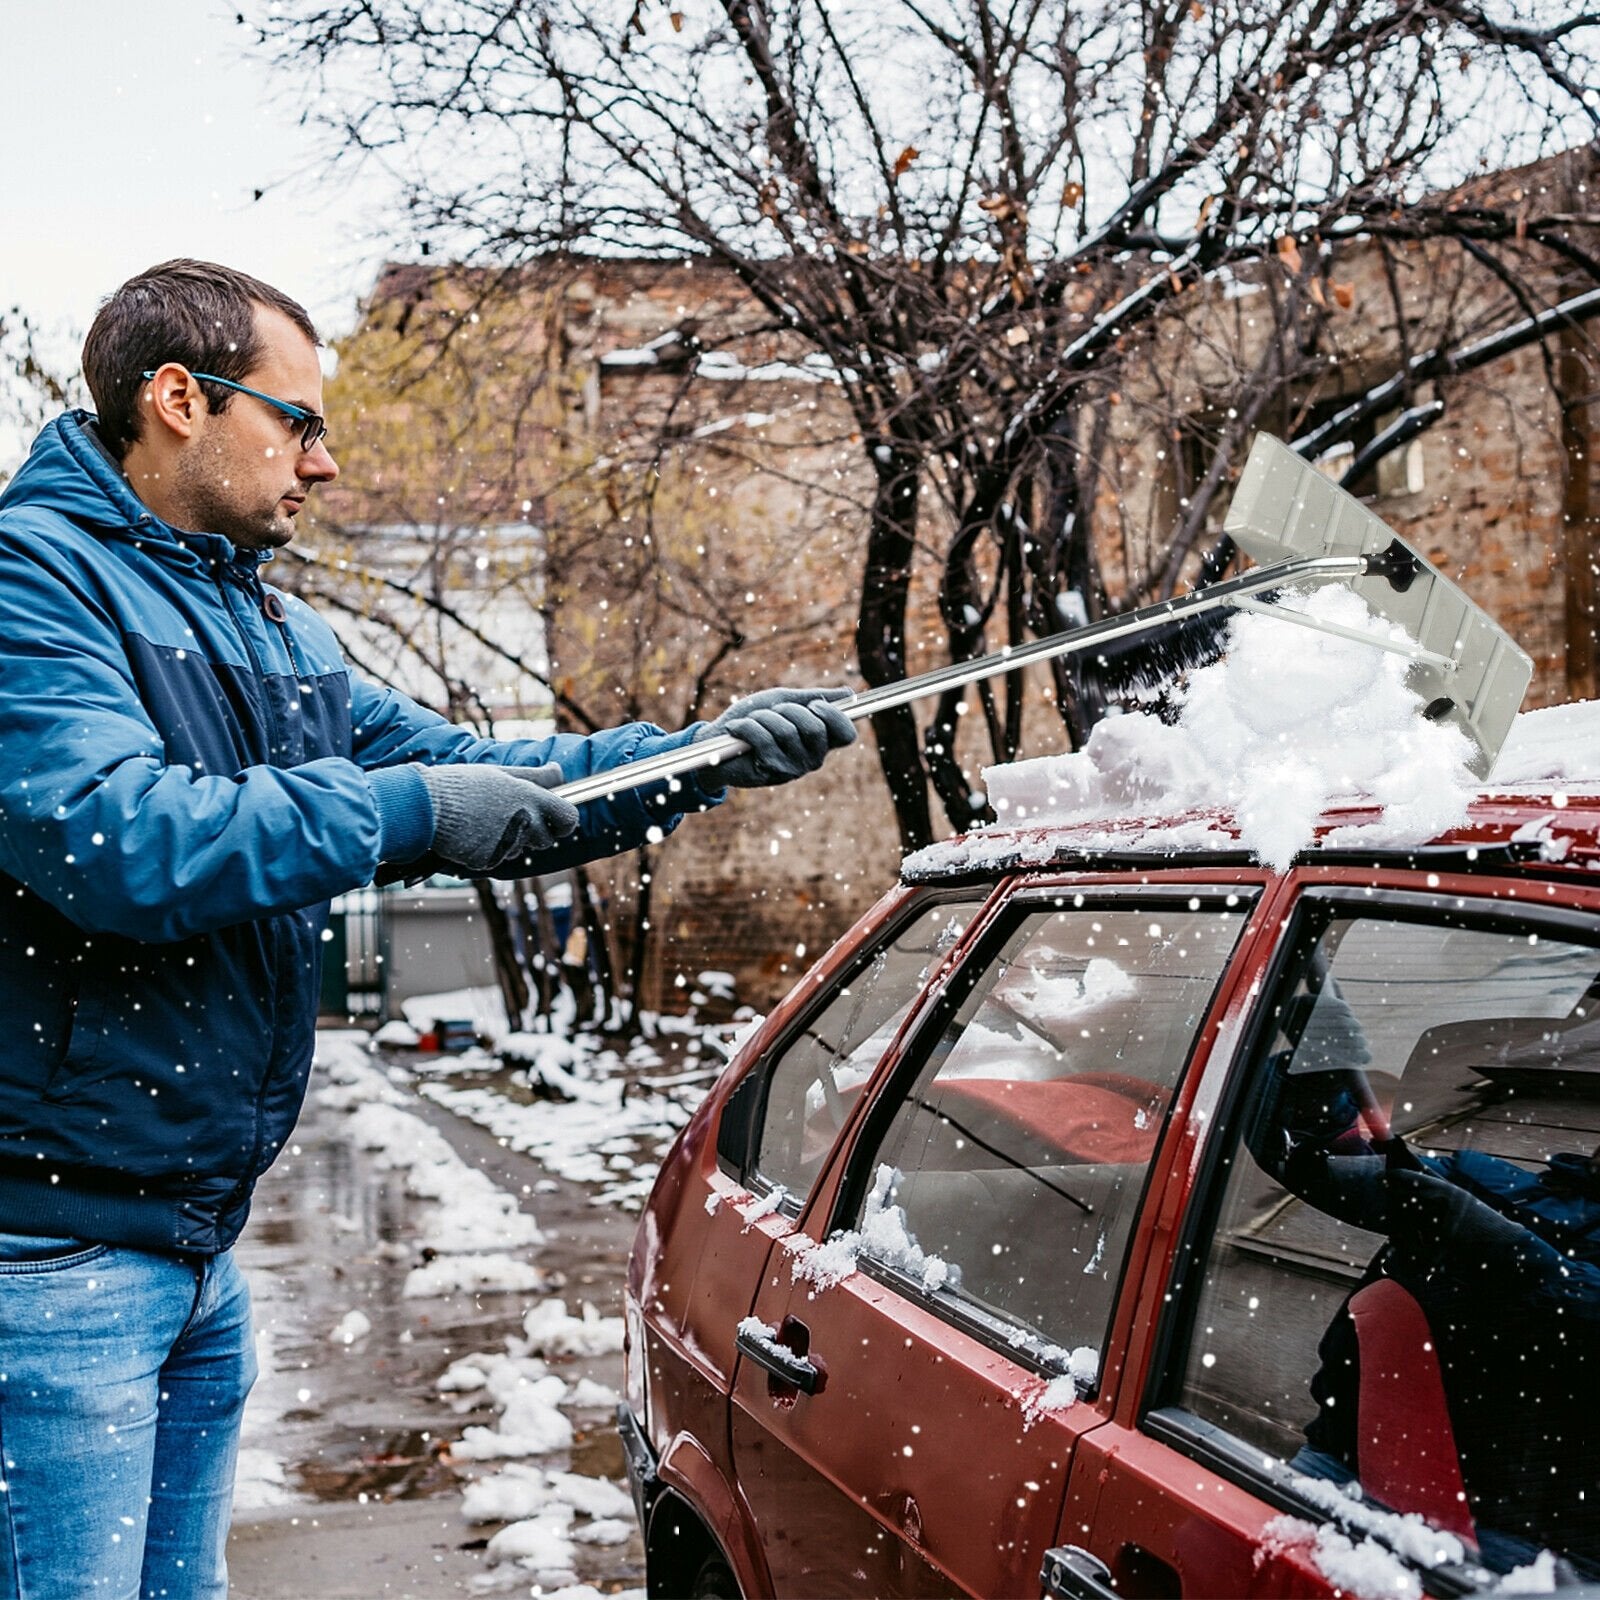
[{"x1": 620, "y1": 794, "x2": 1600, "y2": 1598}]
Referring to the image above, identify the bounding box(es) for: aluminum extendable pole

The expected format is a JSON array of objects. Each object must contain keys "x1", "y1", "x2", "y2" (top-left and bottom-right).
[{"x1": 553, "y1": 553, "x2": 1367, "y2": 807}]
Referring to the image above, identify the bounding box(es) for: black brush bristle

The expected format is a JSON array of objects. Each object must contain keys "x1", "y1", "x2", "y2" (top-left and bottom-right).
[{"x1": 1075, "y1": 607, "x2": 1232, "y2": 702}]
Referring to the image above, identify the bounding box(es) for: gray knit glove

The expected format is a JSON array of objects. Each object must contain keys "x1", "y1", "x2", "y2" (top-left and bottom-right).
[
  {"x1": 419, "y1": 762, "x2": 579, "y2": 874},
  {"x1": 694, "y1": 687, "x2": 857, "y2": 788}
]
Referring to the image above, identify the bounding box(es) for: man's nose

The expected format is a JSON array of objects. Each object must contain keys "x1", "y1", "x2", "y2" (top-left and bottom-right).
[{"x1": 298, "y1": 438, "x2": 339, "y2": 484}]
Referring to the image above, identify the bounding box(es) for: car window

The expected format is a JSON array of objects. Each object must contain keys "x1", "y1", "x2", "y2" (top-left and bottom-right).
[
  {"x1": 1176, "y1": 902, "x2": 1600, "y2": 1578},
  {"x1": 846, "y1": 900, "x2": 1248, "y2": 1374},
  {"x1": 750, "y1": 896, "x2": 983, "y2": 1202}
]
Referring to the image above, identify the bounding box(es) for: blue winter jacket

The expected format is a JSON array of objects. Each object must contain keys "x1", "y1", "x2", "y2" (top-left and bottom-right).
[{"x1": 0, "y1": 412, "x2": 720, "y2": 1254}]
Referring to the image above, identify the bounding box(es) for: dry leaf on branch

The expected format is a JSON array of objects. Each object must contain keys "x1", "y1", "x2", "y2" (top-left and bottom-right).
[
  {"x1": 1061, "y1": 180, "x2": 1084, "y2": 209},
  {"x1": 1332, "y1": 281, "x2": 1355, "y2": 310},
  {"x1": 1276, "y1": 234, "x2": 1304, "y2": 275},
  {"x1": 892, "y1": 146, "x2": 920, "y2": 181}
]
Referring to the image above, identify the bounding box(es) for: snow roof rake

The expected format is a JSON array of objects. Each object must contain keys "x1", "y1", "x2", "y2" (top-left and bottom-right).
[{"x1": 554, "y1": 433, "x2": 1532, "y2": 808}]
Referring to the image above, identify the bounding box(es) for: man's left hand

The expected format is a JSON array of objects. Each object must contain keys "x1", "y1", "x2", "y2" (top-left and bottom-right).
[{"x1": 694, "y1": 687, "x2": 857, "y2": 788}]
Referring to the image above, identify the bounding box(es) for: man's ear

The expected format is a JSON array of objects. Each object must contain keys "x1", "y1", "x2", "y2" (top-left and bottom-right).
[{"x1": 142, "y1": 364, "x2": 205, "y2": 443}]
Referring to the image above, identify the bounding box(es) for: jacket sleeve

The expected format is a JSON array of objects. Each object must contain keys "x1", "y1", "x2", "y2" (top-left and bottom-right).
[
  {"x1": 0, "y1": 530, "x2": 387, "y2": 942},
  {"x1": 349, "y1": 676, "x2": 724, "y2": 871}
]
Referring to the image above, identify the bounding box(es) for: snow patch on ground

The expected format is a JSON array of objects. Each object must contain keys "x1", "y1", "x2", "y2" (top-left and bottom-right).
[
  {"x1": 344, "y1": 1100, "x2": 543, "y2": 1254},
  {"x1": 330, "y1": 1309, "x2": 371, "y2": 1345},
  {"x1": 420, "y1": 1074, "x2": 699, "y2": 1211},
  {"x1": 911, "y1": 586, "x2": 1481, "y2": 874},
  {"x1": 521, "y1": 1298, "x2": 625, "y2": 1357},
  {"x1": 231, "y1": 1448, "x2": 291, "y2": 1510},
  {"x1": 452, "y1": 1362, "x2": 574, "y2": 1461},
  {"x1": 403, "y1": 1254, "x2": 554, "y2": 1299}
]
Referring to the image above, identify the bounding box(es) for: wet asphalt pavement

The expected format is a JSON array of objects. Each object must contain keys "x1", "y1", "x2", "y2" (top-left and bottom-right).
[{"x1": 226, "y1": 1038, "x2": 654, "y2": 1598}]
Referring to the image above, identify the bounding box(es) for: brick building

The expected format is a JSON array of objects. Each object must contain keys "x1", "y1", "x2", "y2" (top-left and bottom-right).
[{"x1": 305, "y1": 151, "x2": 1597, "y2": 1010}]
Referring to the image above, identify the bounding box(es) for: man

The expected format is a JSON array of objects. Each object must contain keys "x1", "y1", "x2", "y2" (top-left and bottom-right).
[{"x1": 0, "y1": 259, "x2": 855, "y2": 1598}]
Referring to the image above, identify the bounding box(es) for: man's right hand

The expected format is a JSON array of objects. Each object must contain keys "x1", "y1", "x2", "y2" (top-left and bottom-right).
[{"x1": 417, "y1": 762, "x2": 580, "y2": 874}]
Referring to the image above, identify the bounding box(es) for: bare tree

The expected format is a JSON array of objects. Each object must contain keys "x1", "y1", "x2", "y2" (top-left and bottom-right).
[
  {"x1": 250, "y1": 0, "x2": 1600, "y2": 851},
  {"x1": 1, "y1": 308, "x2": 77, "y2": 485}
]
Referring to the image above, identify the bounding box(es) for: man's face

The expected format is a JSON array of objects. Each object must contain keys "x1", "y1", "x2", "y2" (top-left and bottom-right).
[{"x1": 172, "y1": 305, "x2": 338, "y2": 550}]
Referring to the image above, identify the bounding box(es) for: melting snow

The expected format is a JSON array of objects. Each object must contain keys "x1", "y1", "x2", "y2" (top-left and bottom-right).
[
  {"x1": 329, "y1": 1310, "x2": 371, "y2": 1345},
  {"x1": 521, "y1": 1298, "x2": 625, "y2": 1357},
  {"x1": 1496, "y1": 1551, "x2": 1560, "y2": 1594},
  {"x1": 402, "y1": 1253, "x2": 553, "y2": 1299},
  {"x1": 790, "y1": 1165, "x2": 957, "y2": 1294},
  {"x1": 343, "y1": 1099, "x2": 543, "y2": 1254},
  {"x1": 1263, "y1": 1515, "x2": 1424, "y2": 1600},
  {"x1": 1019, "y1": 1345, "x2": 1100, "y2": 1424},
  {"x1": 1285, "y1": 1472, "x2": 1468, "y2": 1569}
]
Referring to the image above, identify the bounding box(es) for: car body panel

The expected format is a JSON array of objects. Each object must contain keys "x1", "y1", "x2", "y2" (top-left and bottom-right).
[
  {"x1": 730, "y1": 1246, "x2": 1100, "y2": 1597},
  {"x1": 628, "y1": 795, "x2": 1600, "y2": 1597}
]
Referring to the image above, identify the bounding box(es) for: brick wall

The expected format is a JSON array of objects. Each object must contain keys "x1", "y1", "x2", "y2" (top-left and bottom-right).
[{"x1": 315, "y1": 164, "x2": 1597, "y2": 1012}]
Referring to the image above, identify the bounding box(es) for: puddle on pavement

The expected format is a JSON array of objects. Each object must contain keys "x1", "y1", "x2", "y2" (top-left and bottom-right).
[
  {"x1": 293, "y1": 1427, "x2": 460, "y2": 1502},
  {"x1": 570, "y1": 1425, "x2": 626, "y2": 1480}
]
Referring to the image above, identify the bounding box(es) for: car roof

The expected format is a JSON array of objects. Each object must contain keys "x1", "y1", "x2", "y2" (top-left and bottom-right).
[{"x1": 902, "y1": 785, "x2": 1600, "y2": 885}]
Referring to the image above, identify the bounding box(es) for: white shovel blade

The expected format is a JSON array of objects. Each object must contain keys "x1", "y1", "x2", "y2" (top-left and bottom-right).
[{"x1": 1224, "y1": 434, "x2": 1533, "y2": 779}]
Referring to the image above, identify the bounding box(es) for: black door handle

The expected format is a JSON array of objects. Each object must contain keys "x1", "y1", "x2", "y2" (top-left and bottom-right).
[
  {"x1": 735, "y1": 1319, "x2": 824, "y2": 1394},
  {"x1": 1041, "y1": 1545, "x2": 1119, "y2": 1600}
]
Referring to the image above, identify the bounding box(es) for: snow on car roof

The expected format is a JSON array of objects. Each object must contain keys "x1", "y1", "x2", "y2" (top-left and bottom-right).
[{"x1": 904, "y1": 587, "x2": 1600, "y2": 883}]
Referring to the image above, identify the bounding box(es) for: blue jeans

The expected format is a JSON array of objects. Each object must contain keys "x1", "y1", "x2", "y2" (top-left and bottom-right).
[{"x1": 0, "y1": 1234, "x2": 256, "y2": 1599}]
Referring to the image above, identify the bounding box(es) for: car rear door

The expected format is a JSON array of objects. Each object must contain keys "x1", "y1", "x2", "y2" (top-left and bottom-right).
[
  {"x1": 1056, "y1": 869, "x2": 1600, "y2": 1597},
  {"x1": 728, "y1": 882, "x2": 1264, "y2": 1597}
]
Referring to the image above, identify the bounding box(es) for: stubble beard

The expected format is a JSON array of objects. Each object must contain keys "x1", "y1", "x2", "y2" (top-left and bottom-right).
[{"x1": 171, "y1": 444, "x2": 298, "y2": 551}]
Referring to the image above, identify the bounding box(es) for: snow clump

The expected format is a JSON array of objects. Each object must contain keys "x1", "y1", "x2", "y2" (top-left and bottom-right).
[
  {"x1": 329, "y1": 1310, "x2": 371, "y2": 1345},
  {"x1": 1263, "y1": 1516, "x2": 1423, "y2": 1600},
  {"x1": 1496, "y1": 1551, "x2": 1559, "y2": 1594},
  {"x1": 1019, "y1": 1344, "x2": 1100, "y2": 1425},
  {"x1": 790, "y1": 1165, "x2": 957, "y2": 1295},
  {"x1": 981, "y1": 586, "x2": 1479, "y2": 871},
  {"x1": 521, "y1": 1298, "x2": 625, "y2": 1358}
]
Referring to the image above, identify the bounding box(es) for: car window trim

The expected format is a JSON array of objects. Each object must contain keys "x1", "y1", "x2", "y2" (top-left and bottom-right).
[
  {"x1": 720, "y1": 885, "x2": 997, "y2": 1204},
  {"x1": 827, "y1": 884, "x2": 1261, "y2": 1384},
  {"x1": 1140, "y1": 880, "x2": 1600, "y2": 1575}
]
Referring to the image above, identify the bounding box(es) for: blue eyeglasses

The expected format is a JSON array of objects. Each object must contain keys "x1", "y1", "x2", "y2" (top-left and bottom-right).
[{"x1": 140, "y1": 368, "x2": 328, "y2": 453}]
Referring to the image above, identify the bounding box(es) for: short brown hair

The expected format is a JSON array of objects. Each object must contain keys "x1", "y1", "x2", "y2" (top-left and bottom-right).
[{"x1": 82, "y1": 259, "x2": 319, "y2": 458}]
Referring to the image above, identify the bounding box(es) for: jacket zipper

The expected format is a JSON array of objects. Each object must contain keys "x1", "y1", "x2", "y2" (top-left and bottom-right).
[{"x1": 209, "y1": 566, "x2": 295, "y2": 1213}]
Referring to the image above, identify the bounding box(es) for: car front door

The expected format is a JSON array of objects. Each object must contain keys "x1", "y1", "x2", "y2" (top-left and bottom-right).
[{"x1": 729, "y1": 887, "x2": 1258, "y2": 1597}]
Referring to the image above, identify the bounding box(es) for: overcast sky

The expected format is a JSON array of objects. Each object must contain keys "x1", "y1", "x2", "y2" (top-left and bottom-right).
[{"x1": 1, "y1": 1, "x2": 396, "y2": 468}]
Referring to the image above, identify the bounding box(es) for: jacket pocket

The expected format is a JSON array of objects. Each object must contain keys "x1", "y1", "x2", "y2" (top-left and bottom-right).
[{"x1": 41, "y1": 981, "x2": 104, "y2": 1100}]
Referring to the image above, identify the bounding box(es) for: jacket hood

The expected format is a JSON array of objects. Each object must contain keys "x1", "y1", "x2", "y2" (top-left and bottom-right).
[{"x1": 0, "y1": 411, "x2": 249, "y2": 571}]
